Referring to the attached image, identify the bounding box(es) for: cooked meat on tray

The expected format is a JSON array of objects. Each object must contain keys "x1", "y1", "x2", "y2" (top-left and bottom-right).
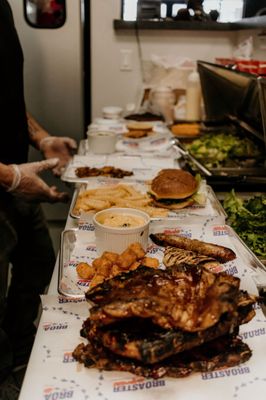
[
  {"x1": 73, "y1": 335, "x2": 251, "y2": 380},
  {"x1": 86, "y1": 265, "x2": 246, "y2": 332},
  {"x1": 75, "y1": 165, "x2": 133, "y2": 179},
  {"x1": 73, "y1": 264, "x2": 257, "y2": 379},
  {"x1": 81, "y1": 290, "x2": 255, "y2": 364},
  {"x1": 150, "y1": 233, "x2": 236, "y2": 263},
  {"x1": 163, "y1": 246, "x2": 221, "y2": 270}
]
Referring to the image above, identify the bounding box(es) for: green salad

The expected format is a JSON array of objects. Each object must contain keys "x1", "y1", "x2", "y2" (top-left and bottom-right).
[
  {"x1": 186, "y1": 132, "x2": 261, "y2": 169},
  {"x1": 223, "y1": 190, "x2": 266, "y2": 258}
]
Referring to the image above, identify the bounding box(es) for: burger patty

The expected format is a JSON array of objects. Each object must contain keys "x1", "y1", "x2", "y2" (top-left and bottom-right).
[{"x1": 151, "y1": 195, "x2": 196, "y2": 210}]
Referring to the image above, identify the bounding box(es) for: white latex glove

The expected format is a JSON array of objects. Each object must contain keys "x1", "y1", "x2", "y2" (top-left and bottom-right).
[
  {"x1": 39, "y1": 136, "x2": 77, "y2": 176},
  {"x1": 7, "y1": 159, "x2": 69, "y2": 203}
]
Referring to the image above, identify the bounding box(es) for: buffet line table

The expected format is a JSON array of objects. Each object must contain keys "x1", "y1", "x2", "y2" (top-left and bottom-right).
[{"x1": 18, "y1": 120, "x2": 266, "y2": 400}]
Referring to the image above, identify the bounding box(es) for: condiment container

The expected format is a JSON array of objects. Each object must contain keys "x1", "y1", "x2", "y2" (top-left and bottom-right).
[
  {"x1": 102, "y1": 106, "x2": 123, "y2": 120},
  {"x1": 149, "y1": 86, "x2": 176, "y2": 124},
  {"x1": 87, "y1": 130, "x2": 117, "y2": 154},
  {"x1": 185, "y1": 70, "x2": 201, "y2": 120},
  {"x1": 93, "y1": 208, "x2": 150, "y2": 255}
]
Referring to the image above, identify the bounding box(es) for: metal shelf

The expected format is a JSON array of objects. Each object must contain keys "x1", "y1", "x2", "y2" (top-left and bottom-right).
[{"x1": 113, "y1": 16, "x2": 266, "y2": 31}]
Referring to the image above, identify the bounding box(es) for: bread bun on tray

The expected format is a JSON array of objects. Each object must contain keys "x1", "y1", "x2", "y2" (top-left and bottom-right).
[
  {"x1": 124, "y1": 122, "x2": 154, "y2": 139},
  {"x1": 126, "y1": 122, "x2": 154, "y2": 131},
  {"x1": 149, "y1": 169, "x2": 199, "y2": 210}
]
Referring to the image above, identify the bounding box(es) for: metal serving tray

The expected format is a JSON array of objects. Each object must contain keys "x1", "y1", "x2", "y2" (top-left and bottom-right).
[
  {"x1": 227, "y1": 225, "x2": 266, "y2": 275},
  {"x1": 221, "y1": 191, "x2": 266, "y2": 266},
  {"x1": 58, "y1": 228, "x2": 82, "y2": 298},
  {"x1": 69, "y1": 181, "x2": 226, "y2": 222},
  {"x1": 58, "y1": 223, "x2": 266, "y2": 299},
  {"x1": 61, "y1": 154, "x2": 177, "y2": 183},
  {"x1": 178, "y1": 114, "x2": 266, "y2": 188}
]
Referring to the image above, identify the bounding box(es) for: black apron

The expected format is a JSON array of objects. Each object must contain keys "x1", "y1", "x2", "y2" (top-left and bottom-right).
[{"x1": 0, "y1": 0, "x2": 29, "y2": 164}]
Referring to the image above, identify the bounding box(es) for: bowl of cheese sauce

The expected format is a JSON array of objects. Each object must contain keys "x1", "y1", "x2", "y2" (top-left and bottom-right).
[{"x1": 93, "y1": 208, "x2": 150, "y2": 255}]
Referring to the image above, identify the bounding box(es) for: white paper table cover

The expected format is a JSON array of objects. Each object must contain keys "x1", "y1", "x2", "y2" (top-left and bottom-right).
[
  {"x1": 18, "y1": 198, "x2": 266, "y2": 400},
  {"x1": 18, "y1": 290, "x2": 266, "y2": 400}
]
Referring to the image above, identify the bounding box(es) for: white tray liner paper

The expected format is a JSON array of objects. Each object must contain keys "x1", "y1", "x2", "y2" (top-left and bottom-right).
[
  {"x1": 59, "y1": 220, "x2": 266, "y2": 299},
  {"x1": 79, "y1": 137, "x2": 178, "y2": 158},
  {"x1": 70, "y1": 179, "x2": 226, "y2": 223},
  {"x1": 60, "y1": 220, "x2": 253, "y2": 298},
  {"x1": 61, "y1": 154, "x2": 178, "y2": 183},
  {"x1": 84, "y1": 118, "x2": 176, "y2": 157},
  {"x1": 20, "y1": 225, "x2": 266, "y2": 399}
]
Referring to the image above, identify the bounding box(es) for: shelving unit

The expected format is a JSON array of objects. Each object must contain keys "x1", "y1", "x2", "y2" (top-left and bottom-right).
[{"x1": 113, "y1": 16, "x2": 266, "y2": 31}]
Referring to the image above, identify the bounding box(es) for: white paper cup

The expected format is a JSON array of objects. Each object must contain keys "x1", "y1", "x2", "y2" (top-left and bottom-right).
[
  {"x1": 87, "y1": 130, "x2": 117, "y2": 154},
  {"x1": 93, "y1": 208, "x2": 150, "y2": 255}
]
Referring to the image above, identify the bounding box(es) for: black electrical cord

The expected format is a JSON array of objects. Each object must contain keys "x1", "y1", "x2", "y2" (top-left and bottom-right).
[{"x1": 135, "y1": 20, "x2": 145, "y2": 83}]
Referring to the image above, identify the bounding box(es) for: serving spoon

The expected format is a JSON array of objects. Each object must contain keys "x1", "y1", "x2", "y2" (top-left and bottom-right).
[{"x1": 170, "y1": 137, "x2": 212, "y2": 177}]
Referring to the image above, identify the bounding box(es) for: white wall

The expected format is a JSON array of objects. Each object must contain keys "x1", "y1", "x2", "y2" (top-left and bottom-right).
[
  {"x1": 236, "y1": 29, "x2": 266, "y2": 59},
  {"x1": 90, "y1": 0, "x2": 238, "y2": 119}
]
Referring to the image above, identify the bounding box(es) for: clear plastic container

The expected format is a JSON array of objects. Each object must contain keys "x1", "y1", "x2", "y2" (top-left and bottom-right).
[{"x1": 185, "y1": 71, "x2": 201, "y2": 121}]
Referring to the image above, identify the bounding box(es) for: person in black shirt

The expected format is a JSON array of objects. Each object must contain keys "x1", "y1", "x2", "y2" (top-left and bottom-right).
[{"x1": 0, "y1": 0, "x2": 77, "y2": 384}]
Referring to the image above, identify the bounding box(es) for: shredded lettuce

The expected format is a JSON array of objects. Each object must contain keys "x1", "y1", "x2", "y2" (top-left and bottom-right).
[
  {"x1": 186, "y1": 132, "x2": 261, "y2": 169},
  {"x1": 223, "y1": 190, "x2": 266, "y2": 258},
  {"x1": 192, "y1": 192, "x2": 206, "y2": 206}
]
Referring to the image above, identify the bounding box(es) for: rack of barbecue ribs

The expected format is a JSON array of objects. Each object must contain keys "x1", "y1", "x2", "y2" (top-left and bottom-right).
[{"x1": 73, "y1": 264, "x2": 258, "y2": 379}]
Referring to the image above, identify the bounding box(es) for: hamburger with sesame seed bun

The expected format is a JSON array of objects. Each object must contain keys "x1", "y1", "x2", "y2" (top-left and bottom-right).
[{"x1": 149, "y1": 169, "x2": 205, "y2": 210}]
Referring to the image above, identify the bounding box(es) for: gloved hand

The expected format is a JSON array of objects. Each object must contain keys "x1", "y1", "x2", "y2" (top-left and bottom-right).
[
  {"x1": 39, "y1": 136, "x2": 77, "y2": 176},
  {"x1": 7, "y1": 159, "x2": 69, "y2": 203}
]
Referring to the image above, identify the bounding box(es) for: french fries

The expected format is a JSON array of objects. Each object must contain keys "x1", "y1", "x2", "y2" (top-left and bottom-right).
[{"x1": 73, "y1": 183, "x2": 168, "y2": 218}]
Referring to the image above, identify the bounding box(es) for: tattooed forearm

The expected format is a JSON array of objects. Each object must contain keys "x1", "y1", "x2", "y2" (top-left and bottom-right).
[{"x1": 27, "y1": 112, "x2": 49, "y2": 148}]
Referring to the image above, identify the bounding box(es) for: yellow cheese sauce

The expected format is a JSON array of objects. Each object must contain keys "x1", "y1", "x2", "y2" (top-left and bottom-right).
[{"x1": 97, "y1": 213, "x2": 146, "y2": 228}]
